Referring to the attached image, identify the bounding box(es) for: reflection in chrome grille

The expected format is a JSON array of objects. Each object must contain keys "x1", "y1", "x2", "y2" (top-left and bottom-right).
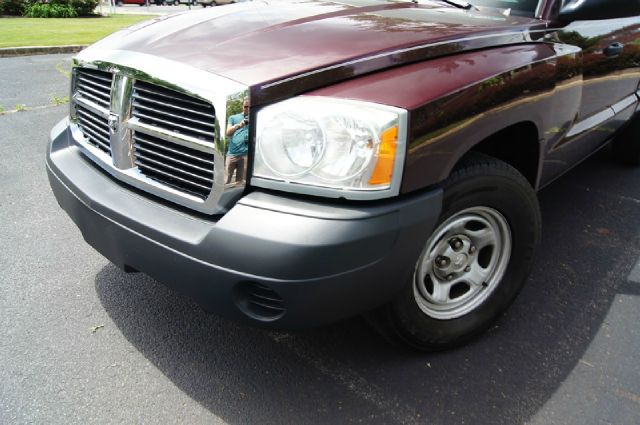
[
  {"x1": 69, "y1": 62, "x2": 244, "y2": 214},
  {"x1": 132, "y1": 81, "x2": 216, "y2": 142},
  {"x1": 76, "y1": 104, "x2": 111, "y2": 154},
  {"x1": 76, "y1": 68, "x2": 112, "y2": 109},
  {"x1": 133, "y1": 132, "x2": 214, "y2": 199}
]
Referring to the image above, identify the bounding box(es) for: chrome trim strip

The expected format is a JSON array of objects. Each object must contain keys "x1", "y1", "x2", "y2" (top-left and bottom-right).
[
  {"x1": 566, "y1": 108, "x2": 615, "y2": 138},
  {"x1": 127, "y1": 118, "x2": 216, "y2": 154},
  {"x1": 74, "y1": 96, "x2": 110, "y2": 119},
  {"x1": 133, "y1": 110, "x2": 216, "y2": 138},
  {"x1": 611, "y1": 94, "x2": 638, "y2": 115},
  {"x1": 566, "y1": 94, "x2": 638, "y2": 138}
]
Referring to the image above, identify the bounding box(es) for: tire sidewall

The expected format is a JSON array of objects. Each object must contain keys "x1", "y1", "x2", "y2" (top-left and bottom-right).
[{"x1": 391, "y1": 170, "x2": 540, "y2": 349}]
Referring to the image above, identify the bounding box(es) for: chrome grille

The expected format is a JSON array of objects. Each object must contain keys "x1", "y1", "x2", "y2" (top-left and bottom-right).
[
  {"x1": 74, "y1": 68, "x2": 113, "y2": 155},
  {"x1": 76, "y1": 104, "x2": 111, "y2": 154},
  {"x1": 132, "y1": 81, "x2": 216, "y2": 142},
  {"x1": 133, "y1": 132, "x2": 215, "y2": 199},
  {"x1": 75, "y1": 68, "x2": 112, "y2": 109},
  {"x1": 69, "y1": 59, "x2": 247, "y2": 214}
]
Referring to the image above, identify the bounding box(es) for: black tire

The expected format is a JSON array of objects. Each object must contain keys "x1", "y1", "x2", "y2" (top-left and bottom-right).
[
  {"x1": 611, "y1": 114, "x2": 640, "y2": 165},
  {"x1": 369, "y1": 154, "x2": 541, "y2": 351}
]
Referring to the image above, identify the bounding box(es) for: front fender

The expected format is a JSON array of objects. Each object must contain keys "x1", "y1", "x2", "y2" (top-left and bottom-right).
[{"x1": 308, "y1": 42, "x2": 583, "y2": 193}]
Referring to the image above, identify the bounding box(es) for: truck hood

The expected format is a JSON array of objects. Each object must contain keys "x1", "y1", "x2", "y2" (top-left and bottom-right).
[{"x1": 86, "y1": 0, "x2": 541, "y2": 97}]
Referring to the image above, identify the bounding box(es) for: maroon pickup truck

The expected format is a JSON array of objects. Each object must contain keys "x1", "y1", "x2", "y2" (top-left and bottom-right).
[{"x1": 46, "y1": 0, "x2": 640, "y2": 350}]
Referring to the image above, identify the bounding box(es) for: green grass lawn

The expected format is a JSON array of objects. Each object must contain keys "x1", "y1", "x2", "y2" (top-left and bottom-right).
[{"x1": 0, "y1": 15, "x2": 157, "y2": 48}]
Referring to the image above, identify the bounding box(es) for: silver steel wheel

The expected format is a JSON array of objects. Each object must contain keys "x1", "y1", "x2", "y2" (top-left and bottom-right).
[{"x1": 413, "y1": 206, "x2": 512, "y2": 320}]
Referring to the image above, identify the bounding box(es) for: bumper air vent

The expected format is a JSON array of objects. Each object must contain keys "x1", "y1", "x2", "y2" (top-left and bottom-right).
[{"x1": 234, "y1": 282, "x2": 287, "y2": 321}]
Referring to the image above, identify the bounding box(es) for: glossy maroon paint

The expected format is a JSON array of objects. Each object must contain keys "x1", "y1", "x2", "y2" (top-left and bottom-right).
[
  {"x1": 86, "y1": 0, "x2": 640, "y2": 195},
  {"x1": 90, "y1": 0, "x2": 541, "y2": 93}
]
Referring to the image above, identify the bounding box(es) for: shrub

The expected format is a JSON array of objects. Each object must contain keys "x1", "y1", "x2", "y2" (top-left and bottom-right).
[
  {"x1": 21, "y1": 0, "x2": 99, "y2": 17},
  {"x1": 47, "y1": 0, "x2": 98, "y2": 16},
  {"x1": 69, "y1": 0, "x2": 99, "y2": 16},
  {"x1": 1, "y1": 0, "x2": 28, "y2": 15},
  {"x1": 24, "y1": 3, "x2": 78, "y2": 17}
]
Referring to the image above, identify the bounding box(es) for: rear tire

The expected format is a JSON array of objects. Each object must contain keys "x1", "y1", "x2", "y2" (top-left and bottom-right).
[
  {"x1": 612, "y1": 114, "x2": 640, "y2": 165},
  {"x1": 369, "y1": 154, "x2": 541, "y2": 351}
]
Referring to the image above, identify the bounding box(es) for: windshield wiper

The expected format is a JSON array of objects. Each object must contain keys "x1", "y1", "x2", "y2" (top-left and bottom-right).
[{"x1": 412, "y1": 0, "x2": 473, "y2": 10}]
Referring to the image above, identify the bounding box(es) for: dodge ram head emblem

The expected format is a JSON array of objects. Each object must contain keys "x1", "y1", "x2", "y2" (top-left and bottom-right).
[{"x1": 108, "y1": 113, "x2": 118, "y2": 134}]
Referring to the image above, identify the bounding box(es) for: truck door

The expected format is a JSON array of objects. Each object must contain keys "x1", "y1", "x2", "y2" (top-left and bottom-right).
[{"x1": 540, "y1": 12, "x2": 640, "y2": 186}]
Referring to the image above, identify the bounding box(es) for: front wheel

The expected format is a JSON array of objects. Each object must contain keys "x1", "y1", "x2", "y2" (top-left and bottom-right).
[{"x1": 370, "y1": 154, "x2": 541, "y2": 351}]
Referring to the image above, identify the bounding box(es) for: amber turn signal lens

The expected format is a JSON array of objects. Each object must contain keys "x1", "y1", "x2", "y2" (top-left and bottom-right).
[{"x1": 369, "y1": 126, "x2": 398, "y2": 185}]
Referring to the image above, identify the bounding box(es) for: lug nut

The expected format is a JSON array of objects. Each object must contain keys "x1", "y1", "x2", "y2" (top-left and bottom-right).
[
  {"x1": 436, "y1": 256, "x2": 449, "y2": 268},
  {"x1": 469, "y1": 245, "x2": 476, "y2": 254},
  {"x1": 447, "y1": 274, "x2": 454, "y2": 281},
  {"x1": 465, "y1": 266, "x2": 471, "y2": 272},
  {"x1": 450, "y1": 238, "x2": 463, "y2": 250}
]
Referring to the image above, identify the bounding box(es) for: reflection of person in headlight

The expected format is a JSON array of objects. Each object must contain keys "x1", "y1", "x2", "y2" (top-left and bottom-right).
[{"x1": 225, "y1": 97, "x2": 249, "y2": 184}]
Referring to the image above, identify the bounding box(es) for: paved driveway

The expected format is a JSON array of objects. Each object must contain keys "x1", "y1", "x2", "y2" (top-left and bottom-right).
[{"x1": 1, "y1": 54, "x2": 640, "y2": 425}]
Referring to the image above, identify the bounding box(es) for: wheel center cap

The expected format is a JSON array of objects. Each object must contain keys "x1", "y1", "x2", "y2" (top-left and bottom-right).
[{"x1": 453, "y1": 253, "x2": 467, "y2": 268}]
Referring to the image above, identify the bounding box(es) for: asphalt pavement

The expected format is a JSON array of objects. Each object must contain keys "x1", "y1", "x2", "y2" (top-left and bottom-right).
[{"x1": 1, "y1": 54, "x2": 640, "y2": 425}]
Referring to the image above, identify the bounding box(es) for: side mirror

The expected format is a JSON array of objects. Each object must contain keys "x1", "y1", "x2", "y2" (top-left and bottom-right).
[{"x1": 559, "y1": 0, "x2": 640, "y2": 22}]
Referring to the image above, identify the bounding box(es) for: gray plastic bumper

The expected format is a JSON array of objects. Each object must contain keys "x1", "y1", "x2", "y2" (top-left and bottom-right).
[{"x1": 46, "y1": 118, "x2": 443, "y2": 328}]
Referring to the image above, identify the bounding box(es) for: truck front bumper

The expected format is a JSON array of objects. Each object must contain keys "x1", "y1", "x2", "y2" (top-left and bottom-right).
[{"x1": 46, "y1": 118, "x2": 442, "y2": 328}]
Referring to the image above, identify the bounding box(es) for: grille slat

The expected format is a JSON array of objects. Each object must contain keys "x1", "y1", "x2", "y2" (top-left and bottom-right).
[
  {"x1": 132, "y1": 81, "x2": 216, "y2": 142},
  {"x1": 133, "y1": 93, "x2": 216, "y2": 120},
  {"x1": 77, "y1": 75, "x2": 112, "y2": 93},
  {"x1": 135, "y1": 145, "x2": 214, "y2": 176},
  {"x1": 78, "y1": 116, "x2": 110, "y2": 143},
  {"x1": 78, "y1": 123, "x2": 110, "y2": 152},
  {"x1": 77, "y1": 70, "x2": 112, "y2": 84},
  {"x1": 77, "y1": 109, "x2": 110, "y2": 135},
  {"x1": 135, "y1": 154, "x2": 213, "y2": 184},
  {"x1": 76, "y1": 69, "x2": 112, "y2": 109},
  {"x1": 132, "y1": 130, "x2": 215, "y2": 199},
  {"x1": 76, "y1": 96, "x2": 111, "y2": 155},
  {"x1": 133, "y1": 101, "x2": 215, "y2": 128},
  {"x1": 135, "y1": 83, "x2": 211, "y2": 108},
  {"x1": 135, "y1": 161, "x2": 212, "y2": 193},
  {"x1": 133, "y1": 110, "x2": 216, "y2": 139},
  {"x1": 134, "y1": 134, "x2": 214, "y2": 166},
  {"x1": 77, "y1": 89, "x2": 110, "y2": 108}
]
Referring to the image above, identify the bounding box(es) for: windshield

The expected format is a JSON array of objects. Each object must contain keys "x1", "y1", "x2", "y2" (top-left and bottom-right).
[{"x1": 469, "y1": 0, "x2": 541, "y2": 16}]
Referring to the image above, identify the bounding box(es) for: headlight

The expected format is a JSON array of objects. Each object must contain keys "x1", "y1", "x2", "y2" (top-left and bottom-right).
[{"x1": 252, "y1": 97, "x2": 407, "y2": 200}]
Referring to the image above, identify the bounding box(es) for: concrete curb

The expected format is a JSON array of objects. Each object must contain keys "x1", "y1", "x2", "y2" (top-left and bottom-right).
[{"x1": 0, "y1": 45, "x2": 86, "y2": 58}]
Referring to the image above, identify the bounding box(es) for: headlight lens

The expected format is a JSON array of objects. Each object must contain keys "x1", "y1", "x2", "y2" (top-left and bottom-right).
[{"x1": 253, "y1": 97, "x2": 406, "y2": 199}]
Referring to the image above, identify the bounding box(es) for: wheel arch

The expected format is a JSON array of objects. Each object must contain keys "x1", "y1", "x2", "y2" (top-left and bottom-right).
[{"x1": 465, "y1": 121, "x2": 541, "y2": 189}]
